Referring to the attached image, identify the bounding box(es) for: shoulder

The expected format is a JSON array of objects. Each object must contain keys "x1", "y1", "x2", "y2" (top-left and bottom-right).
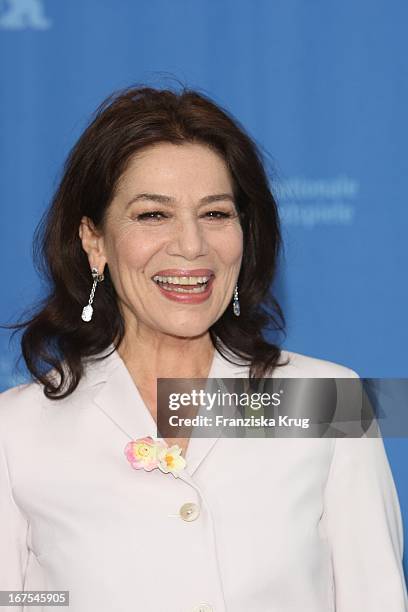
[
  {"x1": 214, "y1": 342, "x2": 359, "y2": 379},
  {"x1": 275, "y1": 348, "x2": 359, "y2": 378},
  {"x1": 0, "y1": 380, "x2": 44, "y2": 420},
  {"x1": 0, "y1": 347, "x2": 119, "y2": 463},
  {"x1": 0, "y1": 381, "x2": 46, "y2": 450},
  {"x1": 0, "y1": 361, "x2": 105, "y2": 445}
]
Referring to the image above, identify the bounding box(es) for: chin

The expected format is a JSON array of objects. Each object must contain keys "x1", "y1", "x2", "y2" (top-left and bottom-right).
[{"x1": 161, "y1": 320, "x2": 212, "y2": 339}]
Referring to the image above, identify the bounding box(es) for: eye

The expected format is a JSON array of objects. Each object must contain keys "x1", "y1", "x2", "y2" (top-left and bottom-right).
[
  {"x1": 204, "y1": 210, "x2": 233, "y2": 220},
  {"x1": 135, "y1": 211, "x2": 167, "y2": 222},
  {"x1": 134, "y1": 209, "x2": 235, "y2": 222}
]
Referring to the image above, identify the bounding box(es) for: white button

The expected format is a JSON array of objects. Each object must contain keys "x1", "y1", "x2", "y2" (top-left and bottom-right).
[
  {"x1": 192, "y1": 604, "x2": 213, "y2": 612},
  {"x1": 179, "y1": 502, "x2": 200, "y2": 521}
]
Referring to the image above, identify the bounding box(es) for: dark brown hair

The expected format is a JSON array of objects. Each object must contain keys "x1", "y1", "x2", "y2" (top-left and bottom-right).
[{"x1": 7, "y1": 81, "x2": 288, "y2": 399}]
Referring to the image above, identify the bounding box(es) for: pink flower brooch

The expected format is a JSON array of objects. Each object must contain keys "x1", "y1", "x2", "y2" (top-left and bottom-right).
[{"x1": 124, "y1": 436, "x2": 186, "y2": 478}]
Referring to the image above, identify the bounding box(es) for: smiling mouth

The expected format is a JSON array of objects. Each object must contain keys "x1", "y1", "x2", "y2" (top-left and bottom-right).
[{"x1": 151, "y1": 274, "x2": 213, "y2": 294}]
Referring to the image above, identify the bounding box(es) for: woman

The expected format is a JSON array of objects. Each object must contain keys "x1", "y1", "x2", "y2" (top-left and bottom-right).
[{"x1": 0, "y1": 85, "x2": 407, "y2": 612}]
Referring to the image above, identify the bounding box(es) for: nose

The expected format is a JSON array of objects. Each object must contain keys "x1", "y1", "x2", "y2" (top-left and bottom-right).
[{"x1": 166, "y1": 216, "x2": 209, "y2": 260}]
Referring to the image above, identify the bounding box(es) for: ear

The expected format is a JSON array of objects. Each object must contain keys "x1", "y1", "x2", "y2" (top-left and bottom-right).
[{"x1": 79, "y1": 216, "x2": 107, "y2": 274}]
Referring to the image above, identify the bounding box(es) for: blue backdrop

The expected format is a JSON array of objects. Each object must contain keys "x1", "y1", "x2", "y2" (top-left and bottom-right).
[{"x1": 1, "y1": 0, "x2": 407, "y2": 577}]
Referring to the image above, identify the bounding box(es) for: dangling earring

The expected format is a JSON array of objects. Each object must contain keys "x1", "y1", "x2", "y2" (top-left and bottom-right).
[
  {"x1": 233, "y1": 283, "x2": 240, "y2": 317},
  {"x1": 81, "y1": 267, "x2": 104, "y2": 322}
]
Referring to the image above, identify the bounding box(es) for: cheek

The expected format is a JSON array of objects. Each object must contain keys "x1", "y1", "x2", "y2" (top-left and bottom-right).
[
  {"x1": 210, "y1": 224, "x2": 243, "y2": 263},
  {"x1": 107, "y1": 226, "x2": 161, "y2": 269}
]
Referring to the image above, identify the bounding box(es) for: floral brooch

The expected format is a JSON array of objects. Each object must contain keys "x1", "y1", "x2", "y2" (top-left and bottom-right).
[{"x1": 124, "y1": 436, "x2": 186, "y2": 478}]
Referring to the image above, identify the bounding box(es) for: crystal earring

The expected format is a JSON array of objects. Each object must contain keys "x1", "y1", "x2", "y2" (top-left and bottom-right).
[
  {"x1": 81, "y1": 267, "x2": 104, "y2": 322},
  {"x1": 233, "y1": 283, "x2": 240, "y2": 317}
]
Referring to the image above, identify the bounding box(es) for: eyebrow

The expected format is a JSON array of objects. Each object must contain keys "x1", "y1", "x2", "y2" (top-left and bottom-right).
[{"x1": 125, "y1": 192, "x2": 235, "y2": 208}]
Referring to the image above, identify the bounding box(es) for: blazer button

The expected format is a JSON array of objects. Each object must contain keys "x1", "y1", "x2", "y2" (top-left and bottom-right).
[
  {"x1": 179, "y1": 502, "x2": 200, "y2": 521},
  {"x1": 192, "y1": 604, "x2": 213, "y2": 612}
]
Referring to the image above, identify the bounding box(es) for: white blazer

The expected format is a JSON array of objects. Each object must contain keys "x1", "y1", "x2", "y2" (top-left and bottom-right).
[{"x1": 0, "y1": 344, "x2": 407, "y2": 612}]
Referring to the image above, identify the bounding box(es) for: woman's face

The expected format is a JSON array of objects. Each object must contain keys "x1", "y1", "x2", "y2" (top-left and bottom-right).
[{"x1": 80, "y1": 142, "x2": 243, "y2": 339}]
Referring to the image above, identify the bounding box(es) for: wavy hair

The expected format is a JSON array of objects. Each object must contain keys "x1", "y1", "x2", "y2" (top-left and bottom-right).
[{"x1": 6, "y1": 82, "x2": 288, "y2": 398}]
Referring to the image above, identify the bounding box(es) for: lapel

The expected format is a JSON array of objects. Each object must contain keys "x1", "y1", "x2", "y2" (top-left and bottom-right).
[{"x1": 87, "y1": 342, "x2": 250, "y2": 487}]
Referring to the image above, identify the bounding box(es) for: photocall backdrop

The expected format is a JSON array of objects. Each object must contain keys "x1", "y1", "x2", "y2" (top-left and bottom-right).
[{"x1": 1, "y1": 0, "x2": 407, "y2": 576}]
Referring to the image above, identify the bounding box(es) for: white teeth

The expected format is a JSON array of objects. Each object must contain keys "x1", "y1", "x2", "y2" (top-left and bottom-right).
[
  {"x1": 152, "y1": 275, "x2": 211, "y2": 285},
  {"x1": 159, "y1": 284, "x2": 208, "y2": 294}
]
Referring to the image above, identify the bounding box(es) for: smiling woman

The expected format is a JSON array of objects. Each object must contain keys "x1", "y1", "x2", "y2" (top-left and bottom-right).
[
  {"x1": 0, "y1": 84, "x2": 407, "y2": 612},
  {"x1": 7, "y1": 84, "x2": 286, "y2": 400},
  {"x1": 78, "y1": 141, "x2": 244, "y2": 340}
]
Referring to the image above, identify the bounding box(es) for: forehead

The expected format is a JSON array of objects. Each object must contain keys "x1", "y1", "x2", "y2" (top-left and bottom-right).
[{"x1": 116, "y1": 142, "x2": 234, "y2": 196}]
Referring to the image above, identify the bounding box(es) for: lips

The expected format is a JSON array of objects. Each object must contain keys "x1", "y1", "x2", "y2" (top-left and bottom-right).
[
  {"x1": 150, "y1": 268, "x2": 216, "y2": 306},
  {"x1": 153, "y1": 273, "x2": 215, "y2": 304}
]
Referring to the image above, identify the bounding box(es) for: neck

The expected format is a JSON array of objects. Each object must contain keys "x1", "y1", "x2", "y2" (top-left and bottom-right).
[{"x1": 117, "y1": 328, "x2": 216, "y2": 383}]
